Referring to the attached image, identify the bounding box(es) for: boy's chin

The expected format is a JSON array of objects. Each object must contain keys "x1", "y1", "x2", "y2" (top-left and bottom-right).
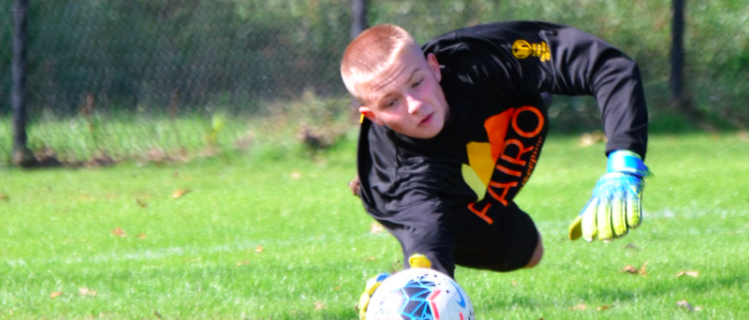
[{"x1": 405, "y1": 126, "x2": 443, "y2": 139}]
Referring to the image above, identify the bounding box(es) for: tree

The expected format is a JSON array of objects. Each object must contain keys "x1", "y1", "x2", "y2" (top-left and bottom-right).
[
  {"x1": 670, "y1": 0, "x2": 685, "y2": 110},
  {"x1": 11, "y1": 0, "x2": 32, "y2": 165},
  {"x1": 670, "y1": 0, "x2": 702, "y2": 125}
]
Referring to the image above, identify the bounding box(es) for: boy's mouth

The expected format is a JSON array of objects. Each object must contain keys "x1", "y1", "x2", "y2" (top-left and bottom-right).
[{"x1": 419, "y1": 113, "x2": 434, "y2": 126}]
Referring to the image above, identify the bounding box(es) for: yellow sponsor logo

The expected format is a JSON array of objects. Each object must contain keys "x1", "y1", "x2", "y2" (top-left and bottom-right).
[
  {"x1": 512, "y1": 39, "x2": 551, "y2": 62},
  {"x1": 463, "y1": 106, "x2": 546, "y2": 225}
]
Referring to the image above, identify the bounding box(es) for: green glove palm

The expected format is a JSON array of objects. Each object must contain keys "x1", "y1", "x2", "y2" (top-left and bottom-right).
[{"x1": 569, "y1": 150, "x2": 650, "y2": 241}]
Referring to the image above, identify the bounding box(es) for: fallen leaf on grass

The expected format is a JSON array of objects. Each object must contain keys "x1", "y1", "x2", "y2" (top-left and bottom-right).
[
  {"x1": 390, "y1": 260, "x2": 403, "y2": 274},
  {"x1": 255, "y1": 246, "x2": 264, "y2": 253},
  {"x1": 620, "y1": 261, "x2": 649, "y2": 276},
  {"x1": 111, "y1": 227, "x2": 127, "y2": 237},
  {"x1": 570, "y1": 304, "x2": 586, "y2": 311},
  {"x1": 675, "y1": 271, "x2": 699, "y2": 278},
  {"x1": 364, "y1": 256, "x2": 377, "y2": 261},
  {"x1": 620, "y1": 265, "x2": 638, "y2": 274},
  {"x1": 676, "y1": 299, "x2": 694, "y2": 311},
  {"x1": 0, "y1": 193, "x2": 8, "y2": 201},
  {"x1": 50, "y1": 291, "x2": 63, "y2": 298},
  {"x1": 738, "y1": 131, "x2": 748, "y2": 141},
  {"x1": 291, "y1": 170, "x2": 302, "y2": 179},
  {"x1": 79, "y1": 287, "x2": 97, "y2": 296},
  {"x1": 511, "y1": 280, "x2": 518, "y2": 287},
  {"x1": 136, "y1": 199, "x2": 148, "y2": 208},
  {"x1": 597, "y1": 304, "x2": 614, "y2": 311},
  {"x1": 137, "y1": 233, "x2": 147, "y2": 239},
  {"x1": 370, "y1": 222, "x2": 384, "y2": 234},
  {"x1": 314, "y1": 301, "x2": 325, "y2": 310},
  {"x1": 578, "y1": 131, "x2": 607, "y2": 147},
  {"x1": 236, "y1": 260, "x2": 250, "y2": 266},
  {"x1": 172, "y1": 189, "x2": 191, "y2": 199}
]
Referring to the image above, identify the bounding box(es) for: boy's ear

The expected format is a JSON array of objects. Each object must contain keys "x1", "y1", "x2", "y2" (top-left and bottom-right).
[
  {"x1": 358, "y1": 106, "x2": 382, "y2": 125},
  {"x1": 426, "y1": 53, "x2": 442, "y2": 82}
]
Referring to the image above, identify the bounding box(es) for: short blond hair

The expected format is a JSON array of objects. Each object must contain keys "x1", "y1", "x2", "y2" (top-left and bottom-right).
[{"x1": 340, "y1": 24, "x2": 421, "y2": 102}]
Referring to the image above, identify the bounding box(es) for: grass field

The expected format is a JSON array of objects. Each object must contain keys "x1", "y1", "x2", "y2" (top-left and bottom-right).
[{"x1": 1, "y1": 132, "x2": 748, "y2": 319}]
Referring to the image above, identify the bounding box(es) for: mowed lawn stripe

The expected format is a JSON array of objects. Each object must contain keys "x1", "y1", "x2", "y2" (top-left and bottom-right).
[{"x1": 1, "y1": 133, "x2": 747, "y2": 319}]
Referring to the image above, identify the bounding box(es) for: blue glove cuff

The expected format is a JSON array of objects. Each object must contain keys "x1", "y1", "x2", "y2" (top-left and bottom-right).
[
  {"x1": 374, "y1": 273, "x2": 391, "y2": 282},
  {"x1": 607, "y1": 150, "x2": 650, "y2": 177}
]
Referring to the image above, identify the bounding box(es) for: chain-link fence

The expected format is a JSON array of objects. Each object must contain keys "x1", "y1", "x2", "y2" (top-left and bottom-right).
[
  {"x1": 2, "y1": 0, "x2": 748, "y2": 166},
  {"x1": 1, "y1": 0, "x2": 360, "y2": 166}
]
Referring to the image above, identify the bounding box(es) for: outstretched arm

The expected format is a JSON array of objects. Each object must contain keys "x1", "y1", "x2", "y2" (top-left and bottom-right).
[
  {"x1": 426, "y1": 20, "x2": 648, "y2": 157},
  {"x1": 425, "y1": 21, "x2": 650, "y2": 241}
]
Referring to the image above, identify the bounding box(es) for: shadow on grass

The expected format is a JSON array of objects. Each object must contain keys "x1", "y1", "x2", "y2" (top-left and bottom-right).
[
  {"x1": 579, "y1": 273, "x2": 749, "y2": 302},
  {"x1": 475, "y1": 273, "x2": 747, "y2": 313}
]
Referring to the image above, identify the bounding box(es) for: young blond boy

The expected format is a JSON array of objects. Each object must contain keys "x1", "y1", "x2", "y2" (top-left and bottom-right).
[{"x1": 341, "y1": 21, "x2": 650, "y2": 318}]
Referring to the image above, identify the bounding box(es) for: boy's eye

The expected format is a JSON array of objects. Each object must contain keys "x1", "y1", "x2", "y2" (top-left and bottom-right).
[
  {"x1": 412, "y1": 78, "x2": 424, "y2": 88},
  {"x1": 385, "y1": 98, "x2": 398, "y2": 108}
]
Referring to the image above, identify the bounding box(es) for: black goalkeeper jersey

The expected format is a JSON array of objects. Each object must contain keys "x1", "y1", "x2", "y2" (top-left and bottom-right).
[{"x1": 356, "y1": 21, "x2": 648, "y2": 237}]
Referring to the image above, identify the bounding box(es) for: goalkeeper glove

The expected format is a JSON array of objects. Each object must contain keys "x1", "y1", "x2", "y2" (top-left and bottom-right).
[
  {"x1": 569, "y1": 150, "x2": 650, "y2": 241},
  {"x1": 357, "y1": 272, "x2": 391, "y2": 320},
  {"x1": 356, "y1": 254, "x2": 432, "y2": 319}
]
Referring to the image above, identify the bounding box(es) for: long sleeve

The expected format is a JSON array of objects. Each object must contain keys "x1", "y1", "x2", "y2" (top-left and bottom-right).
[{"x1": 425, "y1": 21, "x2": 649, "y2": 158}]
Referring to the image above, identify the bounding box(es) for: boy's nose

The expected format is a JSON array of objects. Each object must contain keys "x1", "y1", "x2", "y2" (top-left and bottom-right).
[{"x1": 406, "y1": 95, "x2": 424, "y2": 115}]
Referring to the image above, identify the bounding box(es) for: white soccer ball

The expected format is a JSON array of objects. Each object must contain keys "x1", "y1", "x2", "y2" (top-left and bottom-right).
[{"x1": 366, "y1": 268, "x2": 475, "y2": 320}]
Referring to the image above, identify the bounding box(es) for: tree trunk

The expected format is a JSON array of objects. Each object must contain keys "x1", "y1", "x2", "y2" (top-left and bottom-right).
[
  {"x1": 349, "y1": 0, "x2": 369, "y2": 113},
  {"x1": 350, "y1": 0, "x2": 368, "y2": 40},
  {"x1": 670, "y1": 0, "x2": 684, "y2": 107},
  {"x1": 11, "y1": 0, "x2": 32, "y2": 166},
  {"x1": 670, "y1": 0, "x2": 704, "y2": 126}
]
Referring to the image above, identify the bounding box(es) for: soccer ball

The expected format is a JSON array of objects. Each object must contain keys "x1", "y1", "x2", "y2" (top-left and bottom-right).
[{"x1": 366, "y1": 268, "x2": 475, "y2": 320}]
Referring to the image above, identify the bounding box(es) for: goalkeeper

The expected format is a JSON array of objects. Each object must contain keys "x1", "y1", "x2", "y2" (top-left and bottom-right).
[{"x1": 340, "y1": 21, "x2": 650, "y2": 318}]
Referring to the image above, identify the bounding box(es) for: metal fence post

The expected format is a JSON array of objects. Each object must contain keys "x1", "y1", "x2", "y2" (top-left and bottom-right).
[
  {"x1": 11, "y1": 0, "x2": 31, "y2": 166},
  {"x1": 670, "y1": 0, "x2": 684, "y2": 107},
  {"x1": 348, "y1": 0, "x2": 368, "y2": 112},
  {"x1": 350, "y1": 0, "x2": 368, "y2": 40}
]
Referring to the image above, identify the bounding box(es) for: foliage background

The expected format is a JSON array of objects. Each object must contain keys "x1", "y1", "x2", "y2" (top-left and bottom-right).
[
  {"x1": 0, "y1": 0, "x2": 747, "y2": 163},
  {"x1": 1, "y1": 2, "x2": 748, "y2": 318}
]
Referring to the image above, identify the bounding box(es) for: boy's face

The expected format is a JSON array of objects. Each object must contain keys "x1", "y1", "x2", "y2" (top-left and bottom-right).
[{"x1": 358, "y1": 51, "x2": 448, "y2": 139}]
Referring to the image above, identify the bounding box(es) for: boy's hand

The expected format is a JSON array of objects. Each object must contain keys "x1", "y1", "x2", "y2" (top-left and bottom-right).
[
  {"x1": 569, "y1": 150, "x2": 650, "y2": 241},
  {"x1": 349, "y1": 175, "x2": 361, "y2": 197}
]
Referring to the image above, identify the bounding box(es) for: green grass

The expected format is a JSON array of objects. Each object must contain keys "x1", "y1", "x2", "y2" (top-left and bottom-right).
[
  {"x1": 0, "y1": 93, "x2": 355, "y2": 166},
  {"x1": 0, "y1": 113, "x2": 301, "y2": 164},
  {"x1": 1, "y1": 133, "x2": 748, "y2": 319}
]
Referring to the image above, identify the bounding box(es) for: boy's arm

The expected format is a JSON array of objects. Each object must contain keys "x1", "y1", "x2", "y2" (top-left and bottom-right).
[
  {"x1": 438, "y1": 20, "x2": 648, "y2": 158},
  {"x1": 443, "y1": 21, "x2": 650, "y2": 240},
  {"x1": 539, "y1": 22, "x2": 649, "y2": 158}
]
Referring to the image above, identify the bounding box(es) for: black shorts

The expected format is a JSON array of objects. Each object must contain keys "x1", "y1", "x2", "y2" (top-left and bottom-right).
[{"x1": 383, "y1": 201, "x2": 539, "y2": 278}]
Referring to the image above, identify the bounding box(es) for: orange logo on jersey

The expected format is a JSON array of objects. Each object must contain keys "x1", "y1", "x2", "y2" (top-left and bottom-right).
[
  {"x1": 461, "y1": 106, "x2": 545, "y2": 224},
  {"x1": 512, "y1": 39, "x2": 551, "y2": 62}
]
